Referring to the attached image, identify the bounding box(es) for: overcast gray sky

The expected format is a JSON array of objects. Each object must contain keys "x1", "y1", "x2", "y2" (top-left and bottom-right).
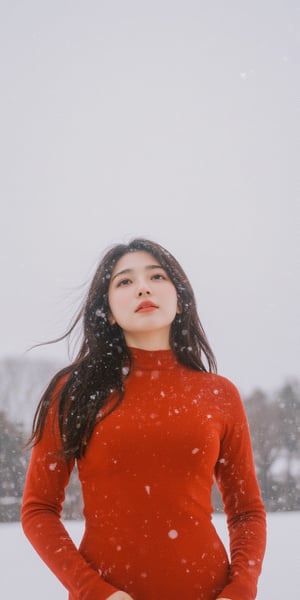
[{"x1": 1, "y1": 1, "x2": 299, "y2": 394}]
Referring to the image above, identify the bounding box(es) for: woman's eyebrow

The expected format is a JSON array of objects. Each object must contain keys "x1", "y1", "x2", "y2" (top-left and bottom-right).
[{"x1": 111, "y1": 264, "x2": 164, "y2": 282}]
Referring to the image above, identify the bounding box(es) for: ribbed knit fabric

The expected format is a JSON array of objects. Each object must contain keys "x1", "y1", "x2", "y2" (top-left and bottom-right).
[{"x1": 22, "y1": 348, "x2": 266, "y2": 600}]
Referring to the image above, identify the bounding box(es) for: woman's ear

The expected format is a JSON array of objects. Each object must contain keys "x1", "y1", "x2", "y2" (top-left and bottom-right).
[
  {"x1": 108, "y1": 312, "x2": 116, "y2": 325},
  {"x1": 176, "y1": 300, "x2": 182, "y2": 314},
  {"x1": 107, "y1": 312, "x2": 116, "y2": 326}
]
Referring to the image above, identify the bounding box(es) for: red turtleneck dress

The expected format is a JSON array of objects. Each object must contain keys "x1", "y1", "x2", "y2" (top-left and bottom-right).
[{"x1": 22, "y1": 348, "x2": 266, "y2": 600}]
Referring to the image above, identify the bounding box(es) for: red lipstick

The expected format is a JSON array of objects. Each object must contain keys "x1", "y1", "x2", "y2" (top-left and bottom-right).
[{"x1": 135, "y1": 301, "x2": 158, "y2": 313}]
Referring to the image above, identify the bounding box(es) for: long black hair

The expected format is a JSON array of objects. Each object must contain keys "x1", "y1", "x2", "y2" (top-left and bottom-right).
[{"x1": 29, "y1": 238, "x2": 217, "y2": 459}]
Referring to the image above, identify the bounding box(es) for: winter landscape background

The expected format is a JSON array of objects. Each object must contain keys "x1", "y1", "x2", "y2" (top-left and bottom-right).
[
  {"x1": 1, "y1": 513, "x2": 299, "y2": 599},
  {"x1": 1, "y1": 2, "x2": 299, "y2": 598}
]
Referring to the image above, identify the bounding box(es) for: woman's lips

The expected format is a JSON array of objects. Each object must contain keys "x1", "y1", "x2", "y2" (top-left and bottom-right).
[{"x1": 135, "y1": 301, "x2": 158, "y2": 313}]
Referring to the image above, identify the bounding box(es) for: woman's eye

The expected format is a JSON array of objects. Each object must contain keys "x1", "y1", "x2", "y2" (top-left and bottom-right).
[
  {"x1": 117, "y1": 278, "x2": 131, "y2": 286},
  {"x1": 152, "y1": 273, "x2": 166, "y2": 280}
]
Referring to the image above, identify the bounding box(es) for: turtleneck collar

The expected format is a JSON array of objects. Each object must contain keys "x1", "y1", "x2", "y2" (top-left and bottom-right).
[{"x1": 129, "y1": 347, "x2": 179, "y2": 371}]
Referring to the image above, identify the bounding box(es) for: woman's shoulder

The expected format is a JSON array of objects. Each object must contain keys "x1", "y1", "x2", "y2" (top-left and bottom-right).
[
  {"x1": 44, "y1": 367, "x2": 73, "y2": 411},
  {"x1": 180, "y1": 367, "x2": 243, "y2": 407},
  {"x1": 182, "y1": 366, "x2": 240, "y2": 392},
  {"x1": 51, "y1": 369, "x2": 70, "y2": 388}
]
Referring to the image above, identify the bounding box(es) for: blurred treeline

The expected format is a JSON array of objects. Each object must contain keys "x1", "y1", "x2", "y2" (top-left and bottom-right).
[{"x1": 0, "y1": 357, "x2": 299, "y2": 522}]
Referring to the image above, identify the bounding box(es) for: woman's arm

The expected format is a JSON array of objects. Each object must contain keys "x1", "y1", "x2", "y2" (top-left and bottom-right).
[
  {"x1": 21, "y1": 389, "x2": 118, "y2": 600},
  {"x1": 215, "y1": 378, "x2": 267, "y2": 600}
]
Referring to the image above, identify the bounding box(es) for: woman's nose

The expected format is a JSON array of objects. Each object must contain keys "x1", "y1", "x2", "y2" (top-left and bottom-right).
[{"x1": 137, "y1": 281, "x2": 151, "y2": 296}]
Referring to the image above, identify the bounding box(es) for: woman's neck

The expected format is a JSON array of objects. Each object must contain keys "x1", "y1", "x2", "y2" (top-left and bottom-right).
[{"x1": 124, "y1": 331, "x2": 171, "y2": 351}]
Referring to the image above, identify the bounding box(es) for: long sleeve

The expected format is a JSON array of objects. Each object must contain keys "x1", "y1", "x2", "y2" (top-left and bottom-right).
[
  {"x1": 21, "y1": 393, "x2": 118, "y2": 600},
  {"x1": 214, "y1": 379, "x2": 267, "y2": 600}
]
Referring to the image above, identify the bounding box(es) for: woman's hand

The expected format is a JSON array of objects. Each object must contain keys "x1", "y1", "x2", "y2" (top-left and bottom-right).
[{"x1": 106, "y1": 592, "x2": 134, "y2": 600}]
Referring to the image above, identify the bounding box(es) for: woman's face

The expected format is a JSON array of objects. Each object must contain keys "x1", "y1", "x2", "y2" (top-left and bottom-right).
[{"x1": 108, "y1": 250, "x2": 179, "y2": 350}]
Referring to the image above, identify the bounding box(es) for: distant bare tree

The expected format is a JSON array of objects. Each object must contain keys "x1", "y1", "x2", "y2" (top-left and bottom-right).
[
  {"x1": 245, "y1": 379, "x2": 300, "y2": 511},
  {"x1": 0, "y1": 356, "x2": 61, "y2": 432},
  {"x1": 0, "y1": 410, "x2": 27, "y2": 521}
]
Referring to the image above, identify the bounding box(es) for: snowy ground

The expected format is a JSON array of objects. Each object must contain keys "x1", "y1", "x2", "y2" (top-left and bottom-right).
[{"x1": 1, "y1": 512, "x2": 299, "y2": 599}]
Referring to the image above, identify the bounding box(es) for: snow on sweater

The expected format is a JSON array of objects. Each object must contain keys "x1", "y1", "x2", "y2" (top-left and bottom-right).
[{"x1": 21, "y1": 347, "x2": 266, "y2": 600}]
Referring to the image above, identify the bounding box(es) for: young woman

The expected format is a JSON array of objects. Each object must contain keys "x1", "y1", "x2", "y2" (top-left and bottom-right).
[{"x1": 21, "y1": 238, "x2": 266, "y2": 600}]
